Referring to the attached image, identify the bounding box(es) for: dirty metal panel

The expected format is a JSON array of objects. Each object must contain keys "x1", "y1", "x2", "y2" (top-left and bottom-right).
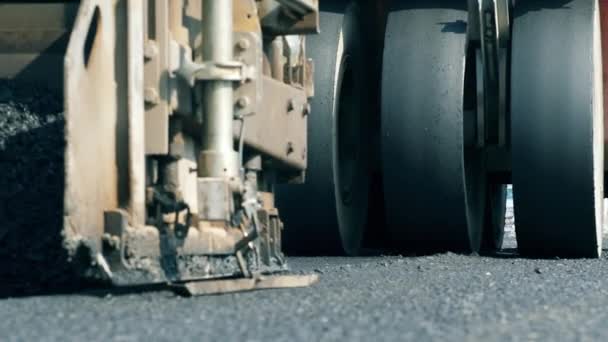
[
  {"x1": 102, "y1": 210, "x2": 250, "y2": 286},
  {"x1": 258, "y1": 0, "x2": 319, "y2": 35},
  {"x1": 0, "y1": 3, "x2": 77, "y2": 29},
  {"x1": 233, "y1": 31, "x2": 262, "y2": 120},
  {"x1": 0, "y1": 2, "x2": 78, "y2": 90},
  {"x1": 276, "y1": 0, "x2": 316, "y2": 16},
  {"x1": 176, "y1": 77, "x2": 308, "y2": 170},
  {"x1": 127, "y1": 0, "x2": 147, "y2": 226},
  {"x1": 123, "y1": 225, "x2": 241, "y2": 259},
  {"x1": 144, "y1": 0, "x2": 171, "y2": 155},
  {"x1": 63, "y1": 0, "x2": 126, "y2": 253},
  {"x1": 235, "y1": 76, "x2": 308, "y2": 170},
  {"x1": 197, "y1": 178, "x2": 233, "y2": 221},
  {"x1": 173, "y1": 274, "x2": 319, "y2": 296}
]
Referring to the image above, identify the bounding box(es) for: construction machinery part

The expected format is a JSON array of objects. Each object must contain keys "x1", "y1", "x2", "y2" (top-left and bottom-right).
[
  {"x1": 470, "y1": 0, "x2": 510, "y2": 148},
  {"x1": 173, "y1": 273, "x2": 319, "y2": 296},
  {"x1": 468, "y1": 0, "x2": 510, "y2": 253},
  {"x1": 277, "y1": 1, "x2": 371, "y2": 255},
  {"x1": 511, "y1": 0, "x2": 604, "y2": 257},
  {"x1": 198, "y1": 0, "x2": 239, "y2": 178},
  {"x1": 481, "y1": 183, "x2": 506, "y2": 253},
  {"x1": 0, "y1": 0, "x2": 318, "y2": 292},
  {"x1": 258, "y1": 0, "x2": 320, "y2": 36},
  {"x1": 381, "y1": 1, "x2": 485, "y2": 253}
]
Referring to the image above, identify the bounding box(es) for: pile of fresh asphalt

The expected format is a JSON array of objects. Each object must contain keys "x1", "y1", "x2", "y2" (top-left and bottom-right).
[{"x1": 0, "y1": 80, "x2": 85, "y2": 297}]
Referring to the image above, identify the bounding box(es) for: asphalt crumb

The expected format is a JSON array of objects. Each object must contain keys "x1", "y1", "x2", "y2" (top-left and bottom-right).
[
  {"x1": 0, "y1": 79, "x2": 84, "y2": 297},
  {"x1": 3, "y1": 253, "x2": 608, "y2": 342}
]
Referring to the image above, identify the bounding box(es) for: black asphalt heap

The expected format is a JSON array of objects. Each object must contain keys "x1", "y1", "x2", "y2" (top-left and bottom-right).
[{"x1": 0, "y1": 80, "x2": 84, "y2": 296}]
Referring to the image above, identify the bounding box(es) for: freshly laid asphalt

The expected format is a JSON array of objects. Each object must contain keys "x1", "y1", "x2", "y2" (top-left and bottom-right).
[
  {"x1": 0, "y1": 108, "x2": 606, "y2": 342},
  {"x1": 2, "y1": 225, "x2": 608, "y2": 341}
]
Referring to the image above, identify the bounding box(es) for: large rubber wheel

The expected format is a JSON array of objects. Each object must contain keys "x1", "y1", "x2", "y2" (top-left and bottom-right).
[
  {"x1": 381, "y1": 1, "x2": 485, "y2": 253},
  {"x1": 276, "y1": 2, "x2": 371, "y2": 255},
  {"x1": 511, "y1": 0, "x2": 604, "y2": 257}
]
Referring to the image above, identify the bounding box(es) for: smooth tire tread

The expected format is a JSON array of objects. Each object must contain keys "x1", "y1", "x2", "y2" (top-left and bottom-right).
[
  {"x1": 511, "y1": 0, "x2": 604, "y2": 257},
  {"x1": 276, "y1": 2, "x2": 371, "y2": 256},
  {"x1": 381, "y1": 1, "x2": 485, "y2": 253}
]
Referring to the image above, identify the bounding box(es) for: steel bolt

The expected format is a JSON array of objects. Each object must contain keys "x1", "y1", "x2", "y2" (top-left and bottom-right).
[
  {"x1": 287, "y1": 99, "x2": 296, "y2": 113},
  {"x1": 102, "y1": 233, "x2": 121, "y2": 250},
  {"x1": 237, "y1": 38, "x2": 250, "y2": 51},
  {"x1": 144, "y1": 41, "x2": 159, "y2": 59},
  {"x1": 286, "y1": 142, "x2": 294, "y2": 155},
  {"x1": 144, "y1": 88, "x2": 160, "y2": 105},
  {"x1": 236, "y1": 96, "x2": 250, "y2": 109},
  {"x1": 303, "y1": 103, "x2": 311, "y2": 116}
]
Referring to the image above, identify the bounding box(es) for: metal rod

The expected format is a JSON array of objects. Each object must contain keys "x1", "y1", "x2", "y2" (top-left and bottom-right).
[
  {"x1": 169, "y1": 0, "x2": 183, "y2": 33},
  {"x1": 200, "y1": 0, "x2": 237, "y2": 177},
  {"x1": 269, "y1": 37, "x2": 284, "y2": 81}
]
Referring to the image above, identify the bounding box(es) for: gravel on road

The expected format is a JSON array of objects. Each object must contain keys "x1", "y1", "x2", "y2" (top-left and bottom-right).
[{"x1": 2, "y1": 244, "x2": 608, "y2": 342}]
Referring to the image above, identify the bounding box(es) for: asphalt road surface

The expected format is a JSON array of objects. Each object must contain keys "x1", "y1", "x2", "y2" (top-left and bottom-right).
[
  {"x1": 3, "y1": 208, "x2": 608, "y2": 342},
  {"x1": 6, "y1": 77, "x2": 608, "y2": 341}
]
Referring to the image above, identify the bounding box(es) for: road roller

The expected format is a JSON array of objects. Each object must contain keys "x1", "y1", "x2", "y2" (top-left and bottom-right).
[
  {"x1": 0, "y1": 0, "x2": 605, "y2": 295},
  {"x1": 279, "y1": 0, "x2": 606, "y2": 258}
]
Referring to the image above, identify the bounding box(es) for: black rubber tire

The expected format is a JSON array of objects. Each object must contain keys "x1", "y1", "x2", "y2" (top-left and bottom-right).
[
  {"x1": 511, "y1": 0, "x2": 604, "y2": 257},
  {"x1": 381, "y1": 1, "x2": 485, "y2": 253},
  {"x1": 481, "y1": 183, "x2": 507, "y2": 253},
  {"x1": 276, "y1": 2, "x2": 371, "y2": 256}
]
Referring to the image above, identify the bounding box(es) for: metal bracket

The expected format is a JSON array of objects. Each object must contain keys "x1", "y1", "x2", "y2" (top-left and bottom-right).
[
  {"x1": 172, "y1": 274, "x2": 319, "y2": 296},
  {"x1": 177, "y1": 53, "x2": 255, "y2": 86},
  {"x1": 474, "y1": 0, "x2": 511, "y2": 147},
  {"x1": 258, "y1": 0, "x2": 319, "y2": 35},
  {"x1": 276, "y1": 0, "x2": 316, "y2": 17},
  {"x1": 234, "y1": 31, "x2": 263, "y2": 118}
]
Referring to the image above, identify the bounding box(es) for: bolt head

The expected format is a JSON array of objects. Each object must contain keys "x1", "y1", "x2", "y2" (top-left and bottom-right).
[
  {"x1": 144, "y1": 88, "x2": 160, "y2": 105},
  {"x1": 237, "y1": 38, "x2": 250, "y2": 51},
  {"x1": 287, "y1": 99, "x2": 296, "y2": 112},
  {"x1": 286, "y1": 142, "x2": 294, "y2": 155},
  {"x1": 236, "y1": 97, "x2": 250, "y2": 109},
  {"x1": 303, "y1": 103, "x2": 311, "y2": 116},
  {"x1": 144, "y1": 41, "x2": 159, "y2": 59}
]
